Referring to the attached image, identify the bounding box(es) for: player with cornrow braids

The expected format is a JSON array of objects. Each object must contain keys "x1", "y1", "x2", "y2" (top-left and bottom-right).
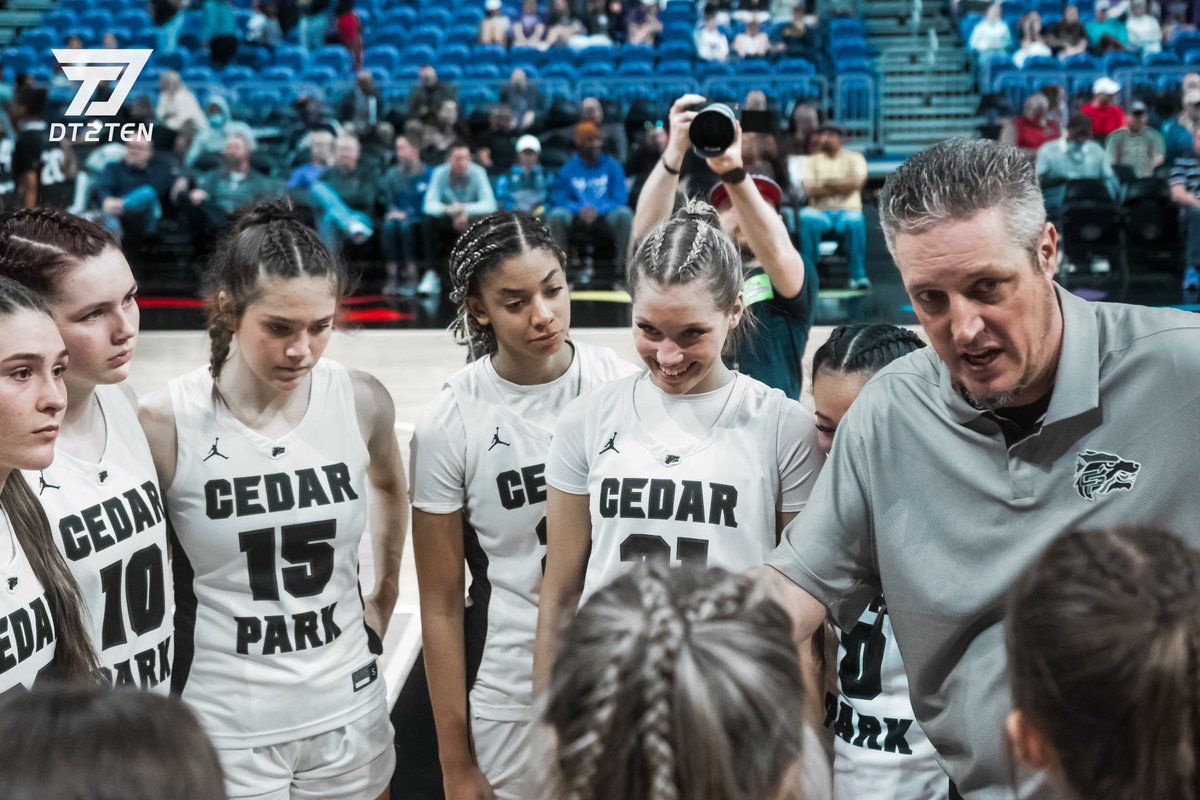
[
  {"x1": 139, "y1": 198, "x2": 408, "y2": 800},
  {"x1": 542, "y1": 563, "x2": 832, "y2": 800},
  {"x1": 534, "y1": 199, "x2": 823, "y2": 691},
  {"x1": 411, "y1": 210, "x2": 636, "y2": 799},
  {"x1": 1007, "y1": 525, "x2": 1200, "y2": 800},
  {"x1": 807, "y1": 323, "x2": 947, "y2": 800}
]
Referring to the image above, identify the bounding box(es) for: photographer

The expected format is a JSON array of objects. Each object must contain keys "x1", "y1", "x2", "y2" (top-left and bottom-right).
[{"x1": 633, "y1": 93, "x2": 815, "y2": 400}]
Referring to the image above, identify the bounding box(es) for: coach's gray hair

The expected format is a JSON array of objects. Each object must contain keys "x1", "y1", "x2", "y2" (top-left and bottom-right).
[
  {"x1": 541, "y1": 563, "x2": 808, "y2": 800},
  {"x1": 877, "y1": 138, "x2": 1046, "y2": 258}
]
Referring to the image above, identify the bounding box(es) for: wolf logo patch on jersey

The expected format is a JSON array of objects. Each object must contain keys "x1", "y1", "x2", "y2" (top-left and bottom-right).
[{"x1": 1074, "y1": 449, "x2": 1141, "y2": 501}]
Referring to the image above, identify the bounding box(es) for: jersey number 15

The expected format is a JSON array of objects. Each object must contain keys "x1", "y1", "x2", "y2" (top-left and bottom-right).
[{"x1": 239, "y1": 521, "x2": 337, "y2": 601}]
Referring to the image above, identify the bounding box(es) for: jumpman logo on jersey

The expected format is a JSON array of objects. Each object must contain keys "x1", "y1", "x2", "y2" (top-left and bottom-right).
[
  {"x1": 599, "y1": 432, "x2": 620, "y2": 455},
  {"x1": 271, "y1": 446, "x2": 286, "y2": 459},
  {"x1": 37, "y1": 472, "x2": 60, "y2": 495},
  {"x1": 98, "y1": 470, "x2": 108, "y2": 484},
  {"x1": 204, "y1": 438, "x2": 229, "y2": 461},
  {"x1": 5, "y1": 577, "x2": 16, "y2": 593},
  {"x1": 664, "y1": 454, "x2": 680, "y2": 466},
  {"x1": 488, "y1": 427, "x2": 510, "y2": 451}
]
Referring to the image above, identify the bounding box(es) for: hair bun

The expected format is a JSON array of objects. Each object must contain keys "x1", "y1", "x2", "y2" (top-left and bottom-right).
[
  {"x1": 675, "y1": 198, "x2": 721, "y2": 230},
  {"x1": 234, "y1": 198, "x2": 301, "y2": 230}
]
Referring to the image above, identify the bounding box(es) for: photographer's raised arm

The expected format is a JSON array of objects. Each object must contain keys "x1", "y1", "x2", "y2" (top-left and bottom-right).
[{"x1": 631, "y1": 93, "x2": 706, "y2": 244}]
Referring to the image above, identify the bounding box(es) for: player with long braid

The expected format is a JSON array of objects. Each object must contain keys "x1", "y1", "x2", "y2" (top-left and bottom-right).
[
  {"x1": 411, "y1": 211, "x2": 635, "y2": 799},
  {"x1": 542, "y1": 562, "x2": 831, "y2": 800},
  {"x1": 534, "y1": 199, "x2": 823, "y2": 689},
  {"x1": 1007, "y1": 524, "x2": 1200, "y2": 800},
  {"x1": 808, "y1": 323, "x2": 947, "y2": 799},
  {"x1": 139, "y1": 199, "x2": 407, "y2": 800}
]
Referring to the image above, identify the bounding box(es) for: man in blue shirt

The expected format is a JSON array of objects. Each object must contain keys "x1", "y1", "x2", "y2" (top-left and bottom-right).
[
  {"x1": 379, "y1": 135, "x2": 432, "y2": 295},
  {"x1": 94, "y1": 137, "x2": 178, "y2": 251},
  {"x1": 546, "y1": 122, "x2": 633, "y2": 281}
]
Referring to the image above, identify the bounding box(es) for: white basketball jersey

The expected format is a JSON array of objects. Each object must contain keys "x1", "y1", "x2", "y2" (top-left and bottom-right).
[
  {"x1": 23, "y1": 384, "x2": 173, "y2": 692},
  {"x1": 579, "y1": 373, "x2": 788, "y2": 601},
  {"x1": 828, "y1": 597, "x2": 947, "y2": 800},
  {"x1": 446, "y1": 343, "x2": 634, "y2": 715},
  {"x1": 0, "y1": 529, "x2": 56, "y2": 695},
  {"x1": 166, "y1": 359, "x2": 384, "y2": 748}
]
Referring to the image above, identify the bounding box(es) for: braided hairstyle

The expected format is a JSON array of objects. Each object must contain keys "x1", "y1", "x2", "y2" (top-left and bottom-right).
[
  {"x1": 204, "y1": 198, "x2": 354, "y2": 402},
  {"x1": 543, "y1": 563, "x2": 808, "y2": 800},
  {"x1": 627, "y1": 199, "x2": 754, "y2": 357},
  {"x1": 447, "y1": 210, "x2": 566, "y2": 361},
  {"x1": 0, "y1": 208, "x2": 118, "y2": 298},
  {"x1": 1007, "y1": 525, "x2": 1200, "y2": 800},
  {"x1": 811, "y1": 323, "x2": 926, "y2": 383}
]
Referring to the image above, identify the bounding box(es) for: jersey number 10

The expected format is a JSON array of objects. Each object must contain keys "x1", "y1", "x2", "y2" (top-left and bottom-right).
[{"x1": 239, "y1": 521, "x2": 337, "y2": 601}]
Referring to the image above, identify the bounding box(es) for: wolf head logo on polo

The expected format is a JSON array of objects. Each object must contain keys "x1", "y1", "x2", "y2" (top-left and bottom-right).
[{"x1": 1074, "y1": 449, "x2": 1141, "y2": 501}]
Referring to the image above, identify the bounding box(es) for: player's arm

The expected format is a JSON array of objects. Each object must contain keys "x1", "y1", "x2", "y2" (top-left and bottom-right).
[
  {"x1": 707, "y1": 123, "x2": 806, "y2": 298},
  {"x1": 137, "y1": 388, "x2": 179, "y2": 492},
  {"x1": 751, "y1": 565, "x2": 827, "y2": 645},
  {"x1": 777, "y1": 510, "x2": 798, "y2": 540},
  {"x1": 532, "y1": 487, "x2": 592, "y2": 694},
  {"x1": 631, "y1": 93, "x2": 705, "y2": 245},
  {"x1": 412, "y1": 508, "x2": 496, "y2": 800},
  {"x1": 353, "y1": 370, "x2": 408, "y2": 638}
]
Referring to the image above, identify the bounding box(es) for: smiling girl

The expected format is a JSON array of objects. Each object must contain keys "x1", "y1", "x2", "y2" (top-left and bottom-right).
[
  {"x1": 533, "y1": 199, "x2": 823, "y2": 688},
  {"x1": 0, "y1": 209, "x2": 171, "y2": 691},
  {"x1": 410, "y1": 211, "x2": 636, "y2": 800},
  {"x1": 139, "y1": 200, "x2": 407, "y2": 800}
]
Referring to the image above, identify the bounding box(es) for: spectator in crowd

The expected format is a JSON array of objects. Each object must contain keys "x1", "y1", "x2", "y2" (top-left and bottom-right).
[
  {"x1": 422, "y1": 99, "x2": 472, "y2": 163},
  {"x1": 968, "y1": 3, "x2": 1012, "y2": 58},
  {"x1": 1106, "y1": 99, "x2": 1166, "y2": 177},
  {"x1": 305, "y1": 134, "x2": 375, "y2": 253},
  {"x1": 335, "y1": 0, "x2": 363, "y2": 70},
  {"x1": 174, "y1": 126, "x2": 281, "y2": 254},
  {"x1": 407, "y1": 65, "x2": 458, "y2": 125},
  {"x1": 151, "y1": 0, "x2": 187, "y2": 54},
  {"x1": 185, "y1": 96, "x2": 234, "y2": 167},
  {"x1": 1047, "y1": 3, "x2": 1089, "y2": 58},
  {"x1": 94, "y1": 137, "x2": 178, "y2": 250},
  {"x1": 500, "y1": 68, "x2": 542, "y2": 131},
  {"x1": 1125, "y1": 0, "x2": 1164, "y2": 52},
  {"x1": 102, "y1": 30, "x2": 120, "y2": 48},
  {"x1": 773, "y1": 2, "x2": 821, "y2": 59},
  {"x1": 496, "y1": 134, "x2": 552, "y2": 213},
  {"x1": 379, "y1": 134, "x2": 432, "y2": 295},
  {"x1": 338, "y1": 70, "x2": 381, "y2": 135},
  {"x1": 1037, "y1": 113, "x2": 1119, "y2": 215},
  {"x1": 1014, "y1": 12, "x2": 1052, "y2": 67},
  {"x1": 1040, "y1": 82, "x2": 1069, "y2": 127},
  {"x1": 476, "y1": 104, "x2": 519, "y2": 174},
  {"x1": 423, "y1": 142, "x2": 498, "y2": 294},
  {"x1": 287, "y1": 130, "x2": 335, "y2": 189},
  {"x1": 581, "y1": 96, "x2": 628, "y2": 165},
  {"x1": 203, "y1": 0, "x2": 239, "y2": 71},
  {"x1": 733, "y1": 15, "x2": 771, "y2": 57},
  {"x1": 627, "y1": 0, "x2": 662, "y2": 45},
  {"x1": 696, "y1": 6, "x2": 731, "y2": 62},
  {"x1": 800, "y1": 123, "x2": 869, "y2": 290},
  {"x1": 297, "y1": 0, "x2": 331, "y2": 52},
  {"x1": 480, "y1": 0, "x2": 511, "y2": 44},
  {"x1": 514, "y1": 0, "x2": 548, "y2": 48},
  {"x1": 246, "y1": 0, "x2": 284, "y2": 48},
  {"x1": 1002, "y1": 92, "x2": 1062, "y2": 152},
  {"x1": 784, "y1": 102, "x2": 820, "y2": 205},
  {"x1": 1164, "y1": 87, "x2": 1200, "y2": 160},
  {"x1": 580, "y1": 0, "x2": 624, "y2": 44},
  {"x1": 11, "y1": 85, "x2": 74, "y2": 209},
  {"x1": 547, "y1": 122, "x2": 632, "y2": 277},
  {"x1": 1085, "y1": 0, "x2": 1128, "y2": 52},
  {"x1": 1081, "y1": 77, "x2": 1126, "y2": 140},
  {"x1": 155, "y1": 70, "x2": 207, "y2": 157},
  {"x1": 625, "y1": 125, "x2": 668, "y2": 206},
  {"x1": 546, "y1": 0, "x2": 584, "y2": 46},
  {"x1": 1168, "y1": 127, "x2": 1200, "y2": 291}
]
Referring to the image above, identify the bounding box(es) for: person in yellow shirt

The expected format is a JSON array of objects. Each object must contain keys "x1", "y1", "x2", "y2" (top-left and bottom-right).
[{"x1": 799, "y1": 124, "x2": 869, "y2": 289}]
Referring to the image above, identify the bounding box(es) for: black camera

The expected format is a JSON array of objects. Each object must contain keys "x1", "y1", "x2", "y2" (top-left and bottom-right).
[{"x1": 689, "y1": 102, "x2": 777, "y2": 158}]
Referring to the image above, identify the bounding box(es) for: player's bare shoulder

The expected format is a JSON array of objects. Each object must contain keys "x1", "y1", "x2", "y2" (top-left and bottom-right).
[
  {"x1": 349, "y1": 368, "x2": 396, "y2": 445},
  {"x1": 137, "y1": 386, "x2": 179, "y2": 489}
]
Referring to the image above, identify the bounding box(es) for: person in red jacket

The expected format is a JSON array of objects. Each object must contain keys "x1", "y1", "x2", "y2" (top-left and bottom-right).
[
  {"x1": 1005, "y1": 93, "x2": 1062, "y2": 152},
  {"x1": 1081, "y1": 76, "x2": 1126, "y2": 140}
]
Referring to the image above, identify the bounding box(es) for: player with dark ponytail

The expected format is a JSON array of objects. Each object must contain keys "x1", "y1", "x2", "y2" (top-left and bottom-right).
[
  {"x1": 0, "y1": 207, "x2": 173, "y2": 691},
  {"x1": 0, "y1": 275, "x2": 98, "y2": 691},
  {"x1": 808, "y1": 323, "x2": 946, "y2": 799},
  {"x1": 1007, "y1": 525, "x2": 1200, "y2": 800},
  {"x1": 139, "y1": 199, "x2": 408, "y2": 799},
  {"x1": 412, "y1": 210, "x2": 635, "y2": 798},
  {"x1": 535, "y1": 199, "x2": 822, "y2": 690}
]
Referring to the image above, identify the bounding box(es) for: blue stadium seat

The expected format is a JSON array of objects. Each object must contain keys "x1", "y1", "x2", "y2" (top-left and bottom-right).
[
  {"x1": 43, "y1": 9, "x2": 74, "y2": 30},
  {"x1": 697, "y1": 60, "x2": 735, "y2": 79},
  {"x1": 1102, "y1": 51, "x2": 1139, "y2": 72},
  {"x1": 959, "y1": 12, "x2": 983, "y2": 41},
  {"x1": 233, "y1": 44, "x2": 271, "y2": 71},
  {"x1": 617, "y1": 60, "x2": 654, "y2": 76},
  {"x1": 439, "y1": 43, "x2": 471, "y2": 65},
  {"x1": 511, "y1": 62, "x2": 540, "y2": 78},
  {"x1": 366, "y1": 66, "x2": 390, "y2": 85},
  {"x1": 836, "y1": 57, "x2": 874, "y2": 74},
  {"x1": 658, "y1": 60, "x2": 692, "y2": 76},
  {"x1": 1185, "y1": 48, "x2": 1200, "y2": 66},
  {"x1": 472, "y1": 44, "x2": 508, "y2": 68},
  {"x1": 19, "y1": 28, "x2": 54, "y2": 51},
  {"x1": 777, "y1": 57, "x2": 815, "y2": 74},
  {"x1": 1171, "y1": 29, "x2": 1200, "y2": 55},
  {"x1": 1, "y1": 47, "x2": 37, "y2": 79},
  {"x1": 439, "y1": 64, "x2": 464, "y2": 81},
  {"x1": 79, "y1": 10, "x2": 114, "y2": 32},
  {"x1": 657, "y1": 41, "x2": 693, "y2": 61},
  {"x1": 1062, "y1": 52, "x2": 1099, "y2": 71},
  {"x1": 424, "y1": 7, "x2": 452, "y2": 27},
  {"x1": 737, "y1": 57, "x2": 773, "y2": 74},
  {"x1": 364, "y1": 45, "x2": 400, "y2": 73},
  {"x1": 129, "y1": 31, "x2": 156, "y2": 48},
  {"x1": 829, "y1": 17, "x2": 866, "y2": 38},
  {"x1": 274, "y1": 45, "x2": 307, "y2": 73},
  {"x1": 221, "y1": 65, "x2": 256, "y2": 84},
  {"x1": 463, "y1": 62, "x2": 499, "y2": 78},
  {"x1": 574, "y1": 44, "x2": 616, "y2": 67},
  {"x1": 179, "y1": 28, "x2": 203, "y2": 51},
  {"x1": 619, "y1": 44, "x2": 655, "y2": 65},
  {"x1": 301, "y1": 65, "x2": 339, "y2": 84},
  {"x1": 444, "y1": 24, "x2": 478, "y2": 47},
  {"x1": 155, "y1": 51, "x2": 190, "y2": 72},
  {"x1": 262, "y1": 65, "x2": 296, "y2": 83},
  {"x1": 1022, "y1": 54, "x2": 1059, "y2": 71},
  {"x1": 541, "y1": 62, "x2": 577, "y2": 80},
  {"x1": 399, "y1": 45, "x2": 436, "y2": 67},
  {"x1": 313, "y1": 46, "x2": 353, "y2": 74},
  {"x1": 1157, "y1": 72, "x2": 1185, "y2": 94},
  {"x1": 458, "y1": 83, "x2": 500, "y2": 115},
  {"x1": 1144, "y1": 50, "x2": 1181, "y2": 66},
  {"x1": 379, "y1": 6, "x2": 415, "y2": 28},
  {"x1": 832, "y1": 39, "x2": 870, "y2": 62},
  {"x1": 578, "y1": 60, "x2": 611, "y2": 77},
  {"x1": 509, "y1": 46, "x2": 543, "y2": 66},
  {"x1": 409, "y1": 25, "x2": 443, "y2": 50},
  {"x1": 453, "y1": 6, "x2": 485, "y2": 26},
  {"x1": 181, "y1": 65, "x2": 215, "y2": 84}
]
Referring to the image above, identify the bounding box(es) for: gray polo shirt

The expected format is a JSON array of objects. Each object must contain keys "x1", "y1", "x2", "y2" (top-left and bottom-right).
[{"x1": 769, "y1": 285, "x2": 1200, "y2": 799}]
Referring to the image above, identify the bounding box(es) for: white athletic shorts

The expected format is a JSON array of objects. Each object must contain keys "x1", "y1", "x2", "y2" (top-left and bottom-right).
[
  {"x1": 472, "y1": 708, "x2": 534, "y2": 800},
  {"x1": 218, "y1": 700, "x2": 396, "y2": 800}
]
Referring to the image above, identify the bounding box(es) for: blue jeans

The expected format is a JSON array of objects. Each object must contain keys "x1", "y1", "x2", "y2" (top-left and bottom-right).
[
  {"x1": 799, "y1": 207, "x2": 866, "y2": 282},
  {"x1": 101, "y1": 184, "x2": 162, "y2": 241},
  {"x1": 380, "y1": 215, "x2": 425, "y2": 266},
  {"x1": 310, "y1": 182, "x2": 373, "y2": 252},
  {"x1": 157, "y1": 13, "x2": 186, "y2": 55}
]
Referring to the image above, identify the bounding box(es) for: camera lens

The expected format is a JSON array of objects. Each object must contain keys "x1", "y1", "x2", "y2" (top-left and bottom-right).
[{"x1": 691, "y1": 103, "x2": 736, "y2": 158}]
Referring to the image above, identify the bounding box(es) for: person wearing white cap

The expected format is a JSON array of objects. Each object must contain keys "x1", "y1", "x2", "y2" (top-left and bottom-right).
[
  {"x1": 496, "y1": 134, "x2": 552, "y2": 214},
  {"x1": 1084, "y1": 0, "x2": 1129, "y2": 52},
  {"x1": 1081, "y1": 76, "x2": 1126, "y2": 139},
  {"x1": 480, "y1": 0, "x2": 511, "y2": 45}
]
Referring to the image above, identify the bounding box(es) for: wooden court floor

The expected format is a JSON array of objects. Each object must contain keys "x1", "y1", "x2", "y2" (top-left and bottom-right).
[{"x1": 127, "y1": 326, "x2": 837, "y2": 701}]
